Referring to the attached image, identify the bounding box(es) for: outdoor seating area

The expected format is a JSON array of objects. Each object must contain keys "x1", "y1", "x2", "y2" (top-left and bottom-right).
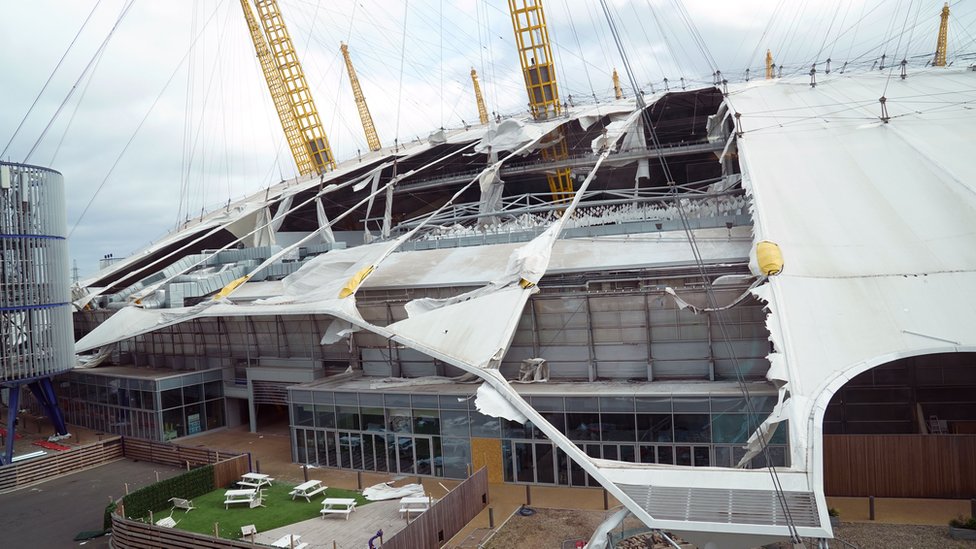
[
  {"x1": 398, "y1": 496, "x2": 435, "y2": 520},
  {"x1": 271, "y1": 533, "x2": 308, "y2": 549},
  {"x1": 238, "y1": 472, "x2": 274, "y2": 489},
  {"x1": 320, "y1": 497, "x2": 358, "y2": 520},
  {"x1": 288, "y1": 479, "x2": 327, "y2": 502},
  {"x1": 223, "y1": 488, "x2": 265, "y2": 509},
  {"x1": 169, "y1": 497, "x2": 195, "y2": 512}
]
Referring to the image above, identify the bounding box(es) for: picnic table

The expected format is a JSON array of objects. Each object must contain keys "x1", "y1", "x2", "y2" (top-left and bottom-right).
[
  {"x1": 320, "y1": 497, "x2": 358, "y2": 520},
  {"x1": 271, "y1": 533, "x2": 308, "y2": 549},
  {"x1": 288, "y1": 479, "x2": 327, "y2": 502},
  {"x1": 223, "y1": 488, "x2": 264, "y2": 509},
  {"x1": 399, "y1": 496, "x2": 434, "y2": 520},
  {"x1": 238, "y1": 472, "x2": 274, "y2": 489}
]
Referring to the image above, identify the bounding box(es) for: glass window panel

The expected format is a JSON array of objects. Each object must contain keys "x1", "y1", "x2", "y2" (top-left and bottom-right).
[
  {"x1": 361, "y1": 407, "x2": 385, "y2": 431},
  {"x1": 673, "y1": 414, "x2": 710, "y2": 442},
  {"x1": 710, "y1": 397, "x2": 748, "y2": 413},
  {"x1": 385, "y1": 393, "x2": 410, "y2": 407},
  {"x1": 362, "y1": 435, "x2": 376, "y2": 471},
  {"x1": 313, "y1": 391, "x2": 334, "y2": 404},
  {"x1": 183, "y1": 384, "x2": 202, "y2": 405},
  {"x1": 295, "y1": 428, "x2": 307, "y2": 463},
  {"x1": 619, "y1": 444, "x2": 636, "y2": 463},
  {"x1": 204, "y1": 381, "x2": 222, "y2": 400},
  {"x1": 636, "y1": 397, "x2": 672, "y2": 413},
  {"x1": 710, "y1": 413, "x2": 760, "y2": 443},
  {"x1": 529, "y1": 396, "x2": 564, "y2": 411},
  {"x1": 412, "y1": 395, "x2": 439, "y2": 409},
  {"x1": 161, "y1": 388, "x2": 181, "y2": 409},
  {"x1": 675, "y1": 445, "x2": 692, "y2": 466},
  {"x1": 639, "y1": 445, "x2": 656, "y2": 463},
  {"x1": 372, "y1": 434, "x2": 390, "y2": 472},
  {"x1": 534, "y1": 443, "x2": 556, "y2": 484},
  {"x1": 336, "y1": 406, "x2": 361, "y2": 430},
  {"x1": 694, "y1": 446, "x2": 710, "y2": 466},
  {"x1": 673, "y1": 397, "x2": 710, "y2": 412},
  {"x1": 396, "y1": 436, "x2": 415, "y2": 474},
  {"x1": 294, "y1": 404, "x2": 314, "y2": 426},
  {"x1": 567, "y1": 413, "x2": 600, "y2": 441},
  {"x1": 714, "y1": 446, "x2": 732, "y2": 467},
  {"x1": 338, "y1": 431, "x2": 358, "y2": 468},
  {"x1": 603, "y1": 445, "x2": 618, "y2": 460},
  {"x1": 469, "y1": 410, "x2": 500, "y2": 437},
  {"x1": 162, "y1": 408, "x2": 184, "y2": 440},
  {"x1": 359, "y1": 392, "x2": 383, "y2": 406},
  {"x1": 415, "y1": 437, "x2": 433, "y2": 475},
  {"x1": 514, "y1": 442, "x2": 534, "y2": 482},
  {"x1": 657, "y1": 445, "x2": 674, "y2": 465},
  {"x1": 502, "y1": 441, "x2": 514, "y2": 483},
  {"x1": 442, "y1": 438, "x2": 471, "y2": 479},
  {"x1": 205, "y1": 399, "x2": 224, "y2": 430},
  {"x1": 315, "y1": 405, "x2": 336, "y2": 429},
  {"x1": 502, "y1": 419, "x2": 532, "y2": 439},
  {"x1": 565, "y1": 397, "x2": 598, "y2": 412},
  {"x1": 637, "y1": 414, "x2": 673, "y2": 442},
  {"x1": 440, "y1": 409, "x2": 471, "y2": 438},
  {"x1": 334, "y1": 392, "x2": 358, "y2": 405},
  {"x1": 316, "y1": 431, "x2": 333, "y2": 466},
  {"x1": 601, "y1": 413, "x2": 636, "y2": 441},
  {"x1": 600, "y1": 396, "x2": 634, "y2": 412},
  {"x1": 439, "y1": 395, "x2": 467, "y2": 409},
  {"x1": 389, "y1": 408, "x2": 413, "y2": 433},
  {"x1": 413, "y1": 410, "x2": 440, "y2": 435}
]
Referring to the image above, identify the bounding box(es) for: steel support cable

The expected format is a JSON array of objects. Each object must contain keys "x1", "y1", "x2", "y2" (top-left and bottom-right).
[
  {"x1": 599, "y1": 0, "x2": 803, "y2": 542},
  {"x1": 668, "y1": 0, "x2": 718, "y2": 73},
  {"x1": 884, "y1": 0, "x2": 916, "y2": 97},
  {"x1": 69, "y1": 0, "x2": 228, "y2": 239},
  {"x1": 644, "y1": 0, "x2": 683, "y2": 82},
  {"x1": 49, "y1": 34, "x2": 111, "y2": 166},
  {"x1": 22, "y1": 0, "x2": 135, "y2": 164},
  {"x1": 1, "y1": 0, "x2": 103, "y2": 159},
  {"x1": 742, "y1": 0, "x2": 789, "y2": 76}
]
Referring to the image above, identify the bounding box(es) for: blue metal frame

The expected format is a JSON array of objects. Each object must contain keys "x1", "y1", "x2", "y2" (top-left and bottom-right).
[{"x1": 0, "y1": 377, "x2": 69, "y2": 465}]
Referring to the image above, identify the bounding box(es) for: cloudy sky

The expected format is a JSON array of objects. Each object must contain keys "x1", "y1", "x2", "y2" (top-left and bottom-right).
[{"x1": 2, "y1": 0, "x2": 974, "y2": 276}]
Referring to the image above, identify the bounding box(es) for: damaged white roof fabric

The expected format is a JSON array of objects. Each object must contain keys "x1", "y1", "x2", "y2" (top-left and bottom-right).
[{"x1": 726, "y1": 68, "x2": 976, "y2": 471}]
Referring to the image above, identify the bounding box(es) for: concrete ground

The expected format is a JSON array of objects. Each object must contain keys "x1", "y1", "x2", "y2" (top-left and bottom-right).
[{"x1": 0, "y1": 459, "x2": 182, "y2": 549}]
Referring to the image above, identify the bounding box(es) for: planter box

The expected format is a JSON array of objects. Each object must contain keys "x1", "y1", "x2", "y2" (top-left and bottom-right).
[
  {"x1": 829, "y1": 516, "x2": 841, "y2": 528},
  {"x1": 949, "y1": 526, "x2": 976, "y2": 541}
]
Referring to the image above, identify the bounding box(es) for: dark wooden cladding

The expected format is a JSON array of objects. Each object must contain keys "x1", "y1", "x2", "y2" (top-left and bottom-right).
[
  {"x1": 110, "y1": 512, "x2": 255, "y2": 549},
  {"x1": 122, "y1": 437, "x2": 240, "y2": 468},
  {"x1": 0, "y1": 436, "x2": 124, "y2": 493},
  {"x1": 823, "y1": 434, "x2": 976, "y2": 498},
  {"x1": 383, "y1": 467, "x2": 489, "y2": 549}
]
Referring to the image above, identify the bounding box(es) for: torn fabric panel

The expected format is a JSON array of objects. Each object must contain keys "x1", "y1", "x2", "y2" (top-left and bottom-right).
[
  {"x1": 475, "y1": 383, "x2": 527, "y2": 423},
  {"x1": 320, "y1": 318, "x2": 358, "y2": 345},
  {"x1": 315, "y1": 197, "x2": 336, "y2": 244}
]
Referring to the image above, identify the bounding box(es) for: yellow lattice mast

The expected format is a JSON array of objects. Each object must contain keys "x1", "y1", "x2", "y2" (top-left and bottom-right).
[
  {"x1": 765, "y1": 49, "x2": 775, "y2": 79},
  {"x1": 341, "y1": 43, "x2": 381, "y2": 152},
  {"x1": 934, "y1": 2, "x2": 950, "y2": 67},
  {"x1": 471, "y1": 69, "x2": 489, "y2": 125},
  {"x1": 239, "y1": 0, "x2": 314, "y2": 175},
  {"x1": 508, "y1": 0, "x2": 573, "y2": 204},
  {"x1": 254, "y1": 0, "x2": 336, "y2": 173},
  {"x1": 612, "y1": 68, "x2": 623, "y2": 99}
]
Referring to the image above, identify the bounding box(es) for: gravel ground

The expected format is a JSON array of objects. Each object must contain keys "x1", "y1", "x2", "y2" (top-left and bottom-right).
[
  {"x1": 832, "y1": 522, "x2": 976, "y2": 549},
  {"x1": 478, "y1": 508, "x2": 976, "y2": 549}
]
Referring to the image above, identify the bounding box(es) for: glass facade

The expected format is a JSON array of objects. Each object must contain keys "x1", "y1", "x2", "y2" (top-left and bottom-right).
[
  {"x1": 59, "y1": 369, "x2": 225, "y2": 441},
  {"x1": 290, "y1": 390, "x2": 788, "y2": 484}
]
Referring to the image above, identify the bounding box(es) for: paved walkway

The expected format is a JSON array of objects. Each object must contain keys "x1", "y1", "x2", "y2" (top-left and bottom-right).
[{"x1": 255, "y1": 500, "x2": 405, "y2": 548}]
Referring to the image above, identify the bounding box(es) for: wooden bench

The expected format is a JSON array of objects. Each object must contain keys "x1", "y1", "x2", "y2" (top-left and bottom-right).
[
  {"x1": 240, "y1": 524, "x2": 257, "y2": 540},
  {"x1": 224, "y1": 488, "x2": 263, "y2": 509},
  {"x1": 288, "y1": 480, "x2": 327, "y2": 502},
  {"x1": 168, "y1": 497, "x2": 195, "y2": 512},
  {"x1": 399, "y1": 496, "x2": 434, "y2": 520},
  {"x1": 238, "y1": 472, "x2": 274, "y2": 489},
  {"x1": 320, "y1": 498, "x2": 357, "y2": 520},
  {"x1": 271, "y1": 534, "x2": 308, "y2": 548}
]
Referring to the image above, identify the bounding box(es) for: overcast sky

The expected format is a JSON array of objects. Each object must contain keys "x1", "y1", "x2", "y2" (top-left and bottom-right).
[{"x1": 2, "y1": 0, "x2": 974, "y2": 277}]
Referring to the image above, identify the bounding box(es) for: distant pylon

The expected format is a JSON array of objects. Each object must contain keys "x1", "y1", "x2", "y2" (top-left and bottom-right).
[
  {"x1": 934, "y1": 3, "x2": 950, "y2": 67},
  {"x1": 765, "y1": 49, "x2": 775, "y2": 79},
  {"x1": 471, "y1": 69, "x2": 489, "y2": 125},
  {"x1": 612, "y1": 68, "x2": 623, "y2": 99}
]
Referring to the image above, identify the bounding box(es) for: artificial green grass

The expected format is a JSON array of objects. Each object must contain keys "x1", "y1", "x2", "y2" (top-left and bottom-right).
[{"x1": 147, "y1": 482, "x2": 369, "y2": 540}]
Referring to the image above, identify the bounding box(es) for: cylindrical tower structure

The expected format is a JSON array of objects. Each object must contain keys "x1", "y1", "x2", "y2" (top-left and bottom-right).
[{"x1": 0, "y1": 162, "x2": 73, "y2": 381}]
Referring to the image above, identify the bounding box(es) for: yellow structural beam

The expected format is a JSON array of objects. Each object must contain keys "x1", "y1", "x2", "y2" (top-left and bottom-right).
[
  {"x1": 255, "y1": 0, "x2": 336, "y2": 173},
  {"x1": 471, "y1": 68, "x2": 489, "y2": 125},
  {"x1": 341, "y1": 43, "x2": 381, "y2": 152},
  {"x1": 765, "y1": 49, "x2": 775, "y2": 79},
  {"x1": 612, "y1": 68, "x2": 623, "y2": 100},
  {"x1": 239, "y1": 0, "x2": 314, "y2": 175},
  {"x1": 508, "y1": 0, "x2": 572, "y2": 205},
  {"x1": 508, "y1": 0, "x2": 561, "y2": 120},
  {"x1": 934, "y1": 2, "x2": 950, "y2": 67}
]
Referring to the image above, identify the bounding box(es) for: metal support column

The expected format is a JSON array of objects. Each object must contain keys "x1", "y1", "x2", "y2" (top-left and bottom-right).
[{"x1": 2, "y1": 385, "x2": 20, "y2": 465}]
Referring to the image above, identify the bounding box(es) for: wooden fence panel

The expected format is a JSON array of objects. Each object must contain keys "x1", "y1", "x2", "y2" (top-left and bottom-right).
[
  {"x1": 110, "y1": 512, "x2": 255, "y2": 549},
  {"x1": 213, "y1": 455, "x2": 249, "y2": 489},
  {"x1": 121, "y1": 438, "x2": 236, "y2": 468},
  {"x1": 823, "y1": 434, "x2": 976, "y2": 498},
  {"x1": 0, "y1": 437, "x2": 124, "y2": 493},
  {"x1": 383, "y1": 468, "x2": 489, "y2": 549}
]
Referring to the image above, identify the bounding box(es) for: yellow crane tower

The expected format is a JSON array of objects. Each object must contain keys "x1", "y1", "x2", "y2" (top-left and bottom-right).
[
  {"x1": 247, "y1": 0, "x2": 336, "y2": 174},
  {"x1": 508, "y1": 0, "x2": 574, "y2": 204},
  {"x1": 612, "y1": 68, "x2": 623, "y2": 99},
  {"x1": 765, "y1": 49, "x2": 775, "y2": 79},
  {"x1": 239, "y1": 0, "x2": 313, "y2": 174},
  {"x1": 341, "y1": 43, "x2": 381, "y2": 152},
  {"x1": 934, "y1": 2, "x2": 950, "y2": 67},
  {"x1": 471, "y1": 68, "x2": 490, "y2": 125}
]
